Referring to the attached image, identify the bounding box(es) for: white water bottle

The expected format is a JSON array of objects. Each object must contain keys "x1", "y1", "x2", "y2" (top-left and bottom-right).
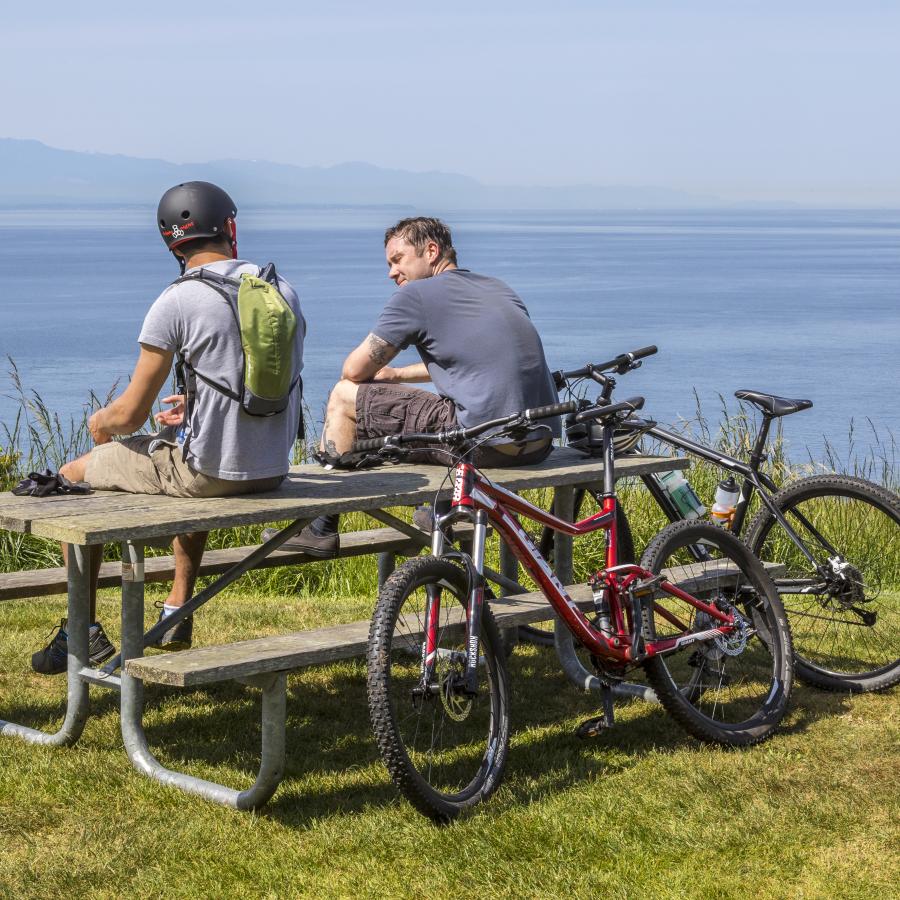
[
  {"x1": 655, "y1": 470, "x2": 706, "y2": 520},
  {"x1": 711, "y1": 476, "x2": 740, "y2": 526}
]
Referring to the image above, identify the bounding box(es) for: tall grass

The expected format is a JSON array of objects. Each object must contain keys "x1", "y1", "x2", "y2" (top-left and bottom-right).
[{"x1": 0, "y1": 363, "x2": 896, "y2": 595}]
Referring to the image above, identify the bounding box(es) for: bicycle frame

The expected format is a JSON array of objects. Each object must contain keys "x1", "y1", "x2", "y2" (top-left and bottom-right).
[
  {"x1": 645, "y1": 423, "x2": 840, "y2": 571},
  {"x1": 422, "y1": 437, "x2": 738, "y2": 694}
]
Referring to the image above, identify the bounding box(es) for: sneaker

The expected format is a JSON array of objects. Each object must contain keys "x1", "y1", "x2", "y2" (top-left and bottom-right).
[
  {"x1": 412, "y1": 504, "x2": 435, "y2": 533},
  {"x1": 31, "y1": 618, "x2": 116, "y2": 676},
  {"x1": 150, "y1": 603, "x2": 193, "y2": 651},
  {"x1": 260, "y1": 525, "x2": 340, "y2": 558}
]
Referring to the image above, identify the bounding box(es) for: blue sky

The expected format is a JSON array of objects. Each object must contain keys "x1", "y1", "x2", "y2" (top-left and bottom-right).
[{"x1": 3, "y1": 1, "x2": 898, "y2": 203}]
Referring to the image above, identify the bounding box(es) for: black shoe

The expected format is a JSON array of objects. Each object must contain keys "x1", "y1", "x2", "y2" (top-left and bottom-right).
[
  {"x1": 31, "y1": 618, "x2": 116, "y2": 676},
  {"x1": 260, "y1": 525, "x2": 340, "y2": 558},
  {"x1": 150, "y1": 603, "x2": 193, "y2": 651}
]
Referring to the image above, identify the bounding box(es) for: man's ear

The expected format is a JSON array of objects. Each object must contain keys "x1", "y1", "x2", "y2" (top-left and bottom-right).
[{"x1": 425, "y1": 240, "x2": 440, "y2": 263}]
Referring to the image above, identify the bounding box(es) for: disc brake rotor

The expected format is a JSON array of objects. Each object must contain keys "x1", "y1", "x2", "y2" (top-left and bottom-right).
[{"x1": 437, "y1": 658, "x2": 473, "y2": 722}]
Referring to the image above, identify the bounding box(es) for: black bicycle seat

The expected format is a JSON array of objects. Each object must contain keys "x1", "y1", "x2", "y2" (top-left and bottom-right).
[{"x1": 734, "y1": 390, "x2": 813, "y2": 418}]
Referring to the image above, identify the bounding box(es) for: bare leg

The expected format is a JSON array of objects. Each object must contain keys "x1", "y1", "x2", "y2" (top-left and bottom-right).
[
  {"x1": 164, "y1": 532, "x2": 209, "y2": 607},
  {"x1": 59, "y1": 451, "x2": 92, "y2": 484},
  {"x1": 61, "y1": 542, "x2": 102, "y2": 622},
  {"x1": 321, "y1": 379, "x2": 360, "y2": 456}
]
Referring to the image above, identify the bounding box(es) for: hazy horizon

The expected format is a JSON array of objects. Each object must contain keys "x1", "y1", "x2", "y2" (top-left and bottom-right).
[{"x1": 4, "y1": 2, "x2": 899, "y2": 207}]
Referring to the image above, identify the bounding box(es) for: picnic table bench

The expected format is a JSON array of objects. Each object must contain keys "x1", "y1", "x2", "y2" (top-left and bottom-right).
[{"x1": 0, "y1": 448, "x2": 687, "y2": 811}]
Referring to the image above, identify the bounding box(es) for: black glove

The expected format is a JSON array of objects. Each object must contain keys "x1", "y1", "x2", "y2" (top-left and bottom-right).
[{"x1": 11, "y1": 470, "x2": 92, "y2": 497}]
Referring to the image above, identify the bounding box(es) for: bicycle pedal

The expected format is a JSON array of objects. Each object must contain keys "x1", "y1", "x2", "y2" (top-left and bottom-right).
[
  {"x1": 576, "y1": 715, "x2": 613, "y2": 739},
  {"x1": 632, "y1": 574, "x2": 665, "y2": 598}
]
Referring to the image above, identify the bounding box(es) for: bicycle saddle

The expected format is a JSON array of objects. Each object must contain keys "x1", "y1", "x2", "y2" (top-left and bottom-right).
[{"x1": 734, "y1": 390, "x2": 813, "y2": 418}]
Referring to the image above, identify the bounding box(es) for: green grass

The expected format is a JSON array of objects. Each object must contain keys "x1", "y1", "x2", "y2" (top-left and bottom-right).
[
  {"x1": 2, "y1": 367, "x2": 899, "y2": 897},
  {"x1": 1, "y1": 587, "x2": 898, "y2": 899}
]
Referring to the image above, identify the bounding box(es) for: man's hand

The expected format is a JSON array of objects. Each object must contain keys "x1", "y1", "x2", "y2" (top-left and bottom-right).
[
  {"x1": 154, "y1": 395, "x2": 186, "y2": 427},
  {"x1": 373, "y1": 363, "x2": 431, "y2": 384},
  {"x1": 88, "y1": 409, "x2": 114, "y2": 445},
  {"x1": 372, "y1": 366, "x2": 401, "y2": 383}
]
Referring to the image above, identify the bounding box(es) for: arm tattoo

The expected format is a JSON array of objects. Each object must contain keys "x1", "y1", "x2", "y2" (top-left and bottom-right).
[{"x1": 366, "y1": 333, "x2": 395, "y2": 366}]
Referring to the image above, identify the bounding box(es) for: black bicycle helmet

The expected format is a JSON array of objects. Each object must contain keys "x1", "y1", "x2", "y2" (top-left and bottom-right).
[
  {"x1": 565, "y1": 413, "x2": 657, "y2": 457},
  {"x1": 157, "y1": 181, "x2": 237, "y2": 251}
]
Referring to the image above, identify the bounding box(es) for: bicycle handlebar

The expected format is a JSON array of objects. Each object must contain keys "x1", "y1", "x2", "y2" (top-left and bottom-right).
[
  {"x1": 573, "y1": 396, "x2": 645, "y2": 424},
  {"x1": 552, "y1": 344, "x2": 658, "y2": 389},
  {"x1": 351, "y1": 400, "x2": 577, "y2": 454}
]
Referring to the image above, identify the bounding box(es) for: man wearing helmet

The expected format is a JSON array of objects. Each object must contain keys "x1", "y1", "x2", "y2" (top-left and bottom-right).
[
  {"x1": 31, "y1": 182, "x2": 306, "y2": 675},
  {"x1": 263, "y1": 216, "x2": 558, "y2": 557}
]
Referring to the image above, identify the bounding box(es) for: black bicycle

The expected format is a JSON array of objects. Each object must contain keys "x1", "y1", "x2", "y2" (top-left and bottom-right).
[{"x1": 534, "y1": 348, "x2": 899, "y2": 694}]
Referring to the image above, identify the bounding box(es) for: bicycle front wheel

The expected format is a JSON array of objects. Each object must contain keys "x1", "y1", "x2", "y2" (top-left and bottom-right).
[
  {"x1": 367, "y1": 556, "x2": 510, "y2": 823},
  {"x1": 641, "y1": 520, "x2": 793, "y2": 746},
  {"x1": 746, "y1": 474, "x2": 900, "y2": 692}
]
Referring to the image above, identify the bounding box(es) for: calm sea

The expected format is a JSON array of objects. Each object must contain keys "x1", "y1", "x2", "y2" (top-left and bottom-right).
[{"x1": 0, "y1": 207, "x2": 897, "y2": 464}]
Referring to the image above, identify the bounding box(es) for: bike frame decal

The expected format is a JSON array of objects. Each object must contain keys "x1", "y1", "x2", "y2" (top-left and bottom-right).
[{"x1": 455, "y1": 464, "x2": 736, "y2": 662}]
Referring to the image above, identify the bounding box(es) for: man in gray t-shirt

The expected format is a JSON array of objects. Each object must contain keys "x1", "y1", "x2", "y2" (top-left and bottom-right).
[
  {"x1": 269, "y1": 216, "x2": 557, "y2": 558},
  {"x1": 32, "y1": 182, "x2": 304, "y2": 676}
]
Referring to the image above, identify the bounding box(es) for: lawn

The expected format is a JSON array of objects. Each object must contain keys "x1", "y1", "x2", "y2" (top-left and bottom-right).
[{"x1": 1, "y1": 583, "x2": 897, "y2": 900}]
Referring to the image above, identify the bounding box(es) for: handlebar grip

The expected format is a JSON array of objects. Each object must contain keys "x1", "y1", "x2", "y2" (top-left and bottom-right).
[
  {"x1": 573, "y1": 396, "x2": 645, "y2": 424},
  {"x1": 524, "y1": 400, "x2": 577, "y2": 421},
  {"x1": 352, "y1": 436, "x2": 391, "y2": 453},
  {"x1": 629, "y1": 345, "x2": 657, "y2": 361}
]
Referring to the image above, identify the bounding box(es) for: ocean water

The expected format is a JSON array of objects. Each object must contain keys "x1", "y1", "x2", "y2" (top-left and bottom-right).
[{"x1": 0, "y1": 207, "x2": 897, "y2": 465}]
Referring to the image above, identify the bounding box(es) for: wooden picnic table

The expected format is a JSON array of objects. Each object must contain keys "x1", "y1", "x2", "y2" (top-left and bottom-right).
[{"x1": 0, "y1": 448, "x2": 686, "y2": 809}]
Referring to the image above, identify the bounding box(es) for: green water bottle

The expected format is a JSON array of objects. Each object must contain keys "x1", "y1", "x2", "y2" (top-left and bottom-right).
[{"x1": 655, "y1": 470, "x2": 706, "y2": 520}]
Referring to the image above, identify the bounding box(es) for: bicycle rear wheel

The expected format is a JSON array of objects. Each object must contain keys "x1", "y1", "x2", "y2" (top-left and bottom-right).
[
  {"x1": 640, "y1": 520, "x2": 793, "y2": 746},
  {"x1": 746, "y1": 475, "x2": 900, "y2": 692},
  {"x1": 367, "y1": 556, "x2": 510, "y2": 823}
]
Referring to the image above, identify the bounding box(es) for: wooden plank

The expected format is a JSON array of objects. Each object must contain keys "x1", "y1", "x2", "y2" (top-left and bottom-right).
[
  {"x1": 0, "y1": 526, "x2": 424, "y2": 601},
  {"x1": 126, "y1": 559, "x2": 783, "y2": 688},
  {"x1": 125, "y1": 587, "x2": 597, "y2": 687},
  {"x1": 2, "y1": 452, "x2": 687, "y2": 545},
  {"x1": 0, "y1": 493, "x2": 176, "y2": 534}
]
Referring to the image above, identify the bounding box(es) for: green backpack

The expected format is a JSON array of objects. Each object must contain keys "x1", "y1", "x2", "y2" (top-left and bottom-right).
[{"x1": 173, "y1": 262, "x2": 302, "y2": 431}]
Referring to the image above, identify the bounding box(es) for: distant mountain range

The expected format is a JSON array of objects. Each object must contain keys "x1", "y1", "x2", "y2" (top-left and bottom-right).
[{"x1": 0, "y1": 138, "x2": 721, "y2": 209}]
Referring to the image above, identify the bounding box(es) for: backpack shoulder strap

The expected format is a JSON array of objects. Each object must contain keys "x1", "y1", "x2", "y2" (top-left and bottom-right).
[
  {"x1": 170, "y1": 268, "x2": 242, "y2": 402},
  {"x1": 257, "y1": 262, "x2": 279, "y2": 287}
]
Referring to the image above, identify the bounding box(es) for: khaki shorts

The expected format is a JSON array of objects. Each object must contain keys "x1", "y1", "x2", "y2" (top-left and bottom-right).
[{"x1": 84, "y1": 435, "x2": 284, "y2": 499}]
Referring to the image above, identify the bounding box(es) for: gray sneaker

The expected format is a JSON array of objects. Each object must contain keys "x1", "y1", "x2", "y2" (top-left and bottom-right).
[
  {"x1": 150, "y1": 603, "x2": 193, "y2": 651},
  {"x1": 260, "y1": 525, "x2": 339, "y2": 558},
  {"x1": 412, "y1": 504, "x2": 435, "y2": 533}
]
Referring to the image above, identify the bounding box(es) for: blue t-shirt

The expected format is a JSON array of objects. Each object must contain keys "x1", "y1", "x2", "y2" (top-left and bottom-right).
[{"x1": 373, "y1": 269, "x2": 560, "y2": 435}]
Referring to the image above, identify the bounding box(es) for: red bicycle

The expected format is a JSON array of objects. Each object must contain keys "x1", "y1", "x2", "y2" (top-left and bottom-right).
[{"x1": 361, "y1": 349, "x2": 794, "y2": 822}]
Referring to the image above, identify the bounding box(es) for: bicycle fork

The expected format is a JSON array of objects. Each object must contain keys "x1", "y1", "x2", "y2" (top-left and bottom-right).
[{"x1": 419, "y1": 500, "x2": 489, "y2": 698}]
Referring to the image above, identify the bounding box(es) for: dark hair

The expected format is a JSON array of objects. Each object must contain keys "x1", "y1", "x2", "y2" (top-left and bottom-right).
[{"x1": 384, "y1": 217, "x2": 458, "y2": 265}]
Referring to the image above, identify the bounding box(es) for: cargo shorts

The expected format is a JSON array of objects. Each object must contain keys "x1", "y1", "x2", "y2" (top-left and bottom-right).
[
  {"x1": 355, "y1": 383, "x2": 553, "y2": 467},
  {"x1": 84, "y1": 434, "x2": 284, "y2": 499}
]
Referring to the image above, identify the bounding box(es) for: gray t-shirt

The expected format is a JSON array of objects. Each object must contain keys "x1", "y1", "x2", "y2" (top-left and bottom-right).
[
  {"x1": 373, "y1": 269, "x2": 560, "y2": 435},
  {"x1": 139, "y1": 259, "x2": 306, "y2": 480}
]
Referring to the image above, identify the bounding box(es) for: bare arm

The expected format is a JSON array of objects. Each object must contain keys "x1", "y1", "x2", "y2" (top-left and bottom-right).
[
  {"x1": 341, "y1": 333, "x2": 401, "y2": 383},
  {"x1": 372, "y1": 361, "x2": 431, "y2": 384},
  {"x1": 88, "y1": 344, "x2": 174, "y2": 443}
]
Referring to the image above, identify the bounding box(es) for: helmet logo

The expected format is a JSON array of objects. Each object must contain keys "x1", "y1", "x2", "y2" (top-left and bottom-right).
[{"x1": 171, "y1": 223, "x2": 185, "y2": 240}]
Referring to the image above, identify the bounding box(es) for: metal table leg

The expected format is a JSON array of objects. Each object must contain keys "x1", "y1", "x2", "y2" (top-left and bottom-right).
[
  {"x1": 0, "y1": 544, "x2": 92, "y2": 746},
  {"x1": 118, "y1": 540, "x2": 286, "y2": 810},
  {"x1": 551, "y1": 487, "x2": 657, "y2": 703},
  {"x1": 376, "y1": 551, "x2": 396, "y2": 589}
]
